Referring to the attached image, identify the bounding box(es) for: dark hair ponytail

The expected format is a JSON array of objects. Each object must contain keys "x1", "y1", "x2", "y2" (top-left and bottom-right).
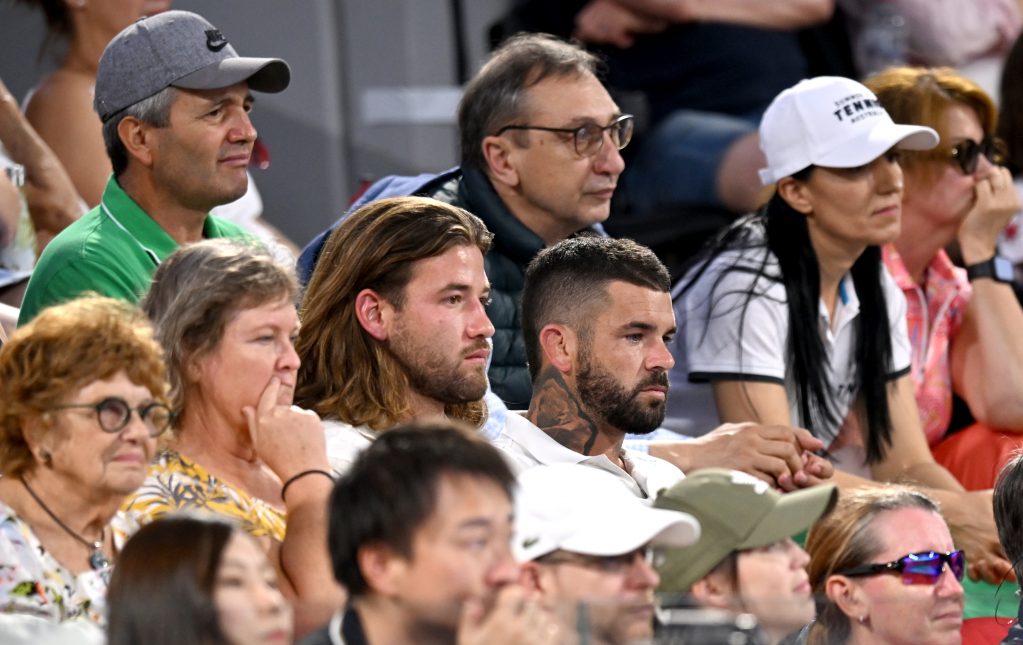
[
  {"x1": 680, "y1": 168, "x2": 895, "y2": 463},
  {"x1": 764, "y1": 177, "x2": 895, "y2": 464}
]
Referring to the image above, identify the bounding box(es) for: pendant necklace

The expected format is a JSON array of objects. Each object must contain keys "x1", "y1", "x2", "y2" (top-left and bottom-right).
[{"x1": 21, "y1": 478, "x2": 110, "y2": 570}]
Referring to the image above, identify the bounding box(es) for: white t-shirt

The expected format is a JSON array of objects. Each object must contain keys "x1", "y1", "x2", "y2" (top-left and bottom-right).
[
  {"x1": 672, "y1": 243, "x2": 911, "y2": 452},
  {"x1": 322, "y1": 419, "x2": 376, "y2": 477}
]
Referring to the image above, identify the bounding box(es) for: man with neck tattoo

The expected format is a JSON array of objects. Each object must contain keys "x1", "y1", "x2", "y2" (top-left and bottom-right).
[
  {"x1": 492, "y1": 236, "x2": 682, "y2": 497},
  {"x1": 493, "y1": 236, "x2": 834, "y2": 496}
]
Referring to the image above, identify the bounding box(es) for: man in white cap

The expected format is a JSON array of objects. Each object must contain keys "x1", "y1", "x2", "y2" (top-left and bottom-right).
[
  {"x1": 19, "y1": 10, "x2": 290, "y2": 324},
  {"x1": 514, "y1": 463, "x2": 700, "y2": 645}
]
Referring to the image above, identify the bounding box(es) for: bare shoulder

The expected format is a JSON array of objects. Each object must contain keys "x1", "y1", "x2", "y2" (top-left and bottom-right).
[{"x1": 24, "y1": 69, "x2": 98, "y2": 129}]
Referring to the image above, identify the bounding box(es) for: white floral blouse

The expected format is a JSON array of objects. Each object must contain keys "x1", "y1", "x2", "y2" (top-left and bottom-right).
[{"x1": 0, "y1": 500, "x2": 110, "y2": 626}]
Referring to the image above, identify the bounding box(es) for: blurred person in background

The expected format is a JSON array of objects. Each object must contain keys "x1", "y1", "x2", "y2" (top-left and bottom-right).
[
  {"x1": 514, "y1": 463, "x2": 700, "y2": 645},
  {"x1": 655, "y1": 469, "x2": 837, "y2": 645},
  {"x1": 107, "y1": 515, "x2": 293, "y2": 645}
]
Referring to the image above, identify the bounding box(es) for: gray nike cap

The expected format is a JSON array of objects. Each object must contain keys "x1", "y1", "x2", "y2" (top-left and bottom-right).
[{"x1": 95, "y1": 10, "x2": 290, "y2": 122}]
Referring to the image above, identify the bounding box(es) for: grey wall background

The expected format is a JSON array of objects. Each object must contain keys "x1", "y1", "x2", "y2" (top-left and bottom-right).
[{"x1": 0, "y1": 0, "x2": 511, "y2": 248}]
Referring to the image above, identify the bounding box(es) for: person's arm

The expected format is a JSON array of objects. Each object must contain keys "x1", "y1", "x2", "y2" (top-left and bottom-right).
[
  {"x1": 648, "y1": 420, "x2": 834, "y2": 490},
  {"x1": 716, "y1": 374, "x2": 1010, "y2": 582},
  {"x1": 949, "y1": 168, "x2": 1023, "y2": 430},
  {"x1": 869, "y1": 376, "x2": 1010, "y2": 583},
  {"x1": 612, "y1": 0, "x2": 834, "y2": 29},
  {"x1": 573, "y1": 0, "x2": 669, "y2": 48},
  {"x1": 0, "y1": 171, "x2": 17, "y2": 249},
  {"x1": 0, "y1": 79, "x2": 82, "y2": 249},
  {"x1": 879, "y1": 0, "x2": 1021, "y2": 66},
  {"x1": 244, "y1": 378, "x2": 345, "y2": 638}
]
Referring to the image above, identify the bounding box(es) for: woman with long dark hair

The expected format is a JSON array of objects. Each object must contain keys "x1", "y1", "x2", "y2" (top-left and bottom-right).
[{"x1": 674, "y1": 76, "x2": 1009, "y2": 582}]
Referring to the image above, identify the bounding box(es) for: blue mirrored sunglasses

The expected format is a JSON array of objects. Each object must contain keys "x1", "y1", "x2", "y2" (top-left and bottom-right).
[{"x1": 837, "y1": 550, "x2": 965, "y2": 585}]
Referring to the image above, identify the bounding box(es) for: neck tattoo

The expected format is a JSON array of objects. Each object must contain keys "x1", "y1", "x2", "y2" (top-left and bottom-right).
[{"x1": 21, "y1": 477, "x2": 110, "y2": 570}]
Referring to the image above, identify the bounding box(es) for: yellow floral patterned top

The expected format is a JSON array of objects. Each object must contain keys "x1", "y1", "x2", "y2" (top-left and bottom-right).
[{"x1": 121, "y1": 451, "x2": 286, "y2": 542}]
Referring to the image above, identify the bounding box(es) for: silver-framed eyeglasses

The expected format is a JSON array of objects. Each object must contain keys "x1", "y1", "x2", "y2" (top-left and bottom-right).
[
  {"x1": 50, "y1": 397, "x2": 173, "y2": 437},
  {"x1": 495, "y1": 114, "x2": 635, "y2": 157}
]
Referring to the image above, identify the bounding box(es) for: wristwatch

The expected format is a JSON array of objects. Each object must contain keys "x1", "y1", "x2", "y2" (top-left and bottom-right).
[{"x1": 965, "y1": 255, "x2": 1014, "y2": 283}]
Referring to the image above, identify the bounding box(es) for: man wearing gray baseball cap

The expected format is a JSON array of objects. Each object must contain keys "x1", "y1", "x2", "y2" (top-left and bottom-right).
[{"x1": 18, "y1": 10, "x2": 290, "y2": 325}]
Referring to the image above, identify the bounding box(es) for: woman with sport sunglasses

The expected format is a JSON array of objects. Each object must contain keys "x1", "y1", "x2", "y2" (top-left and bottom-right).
[
  {"x1": 865, "y1": 68, "x2": 1023, "y2": 499},
  {"x1": 803, "y1": 486, "x2": 964, "y2": 645}
]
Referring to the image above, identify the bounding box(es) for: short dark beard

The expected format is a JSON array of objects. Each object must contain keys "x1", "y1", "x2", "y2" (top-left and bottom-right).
[{"x1": 576, "y1": 348, "x2": 667, "y2": 435}]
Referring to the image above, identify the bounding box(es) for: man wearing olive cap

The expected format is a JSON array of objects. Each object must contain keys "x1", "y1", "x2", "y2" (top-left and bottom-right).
[{"x1": 19, "y1": 10, "x2": 290, "y2": 324}]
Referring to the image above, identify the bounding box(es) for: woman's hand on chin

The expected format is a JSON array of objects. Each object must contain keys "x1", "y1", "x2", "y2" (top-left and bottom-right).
[{"x1": 242, "y1": 377, "x2": 330, "y2": 481}]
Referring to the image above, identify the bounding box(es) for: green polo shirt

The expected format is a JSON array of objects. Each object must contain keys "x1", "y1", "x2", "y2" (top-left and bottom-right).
[{"x1": 18, "y1": 176, "x2": 247, "y2": 325}]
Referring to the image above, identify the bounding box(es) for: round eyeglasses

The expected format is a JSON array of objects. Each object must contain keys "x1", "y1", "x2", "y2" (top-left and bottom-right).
[
  {"x1": 495, "y1": 114, "x2": 635, "y2": 157},
  {"x1": 945, "y1": 136, "x2": 1007, "y2": 175},
  {"x1": 50, "y1": 397, "x2": 173, "y2": 437},
  {"x1": 837, "y1": 550, "x2": 965, "y2": 585}
]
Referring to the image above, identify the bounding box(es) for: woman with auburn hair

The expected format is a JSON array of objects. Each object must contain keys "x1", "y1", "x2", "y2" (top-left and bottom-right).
[
  {"x1": 866, "y1": 67, "x2": 1023, "y2": 491},
  {"x1": 123, "y1": 239, "x2": 342, "y2": 636},
  {"x1": 804, "y1": 486, "x2": 964, "y2": 645},
  {"x1": 295, "y1": 196, "x2": 493, "y2": 474},
  {"x1": 0, "y1": 296, "x2": 169, "y2": 637},
  {"x1": 107, "y1": 515, "x2": 292, "y2": 645}
]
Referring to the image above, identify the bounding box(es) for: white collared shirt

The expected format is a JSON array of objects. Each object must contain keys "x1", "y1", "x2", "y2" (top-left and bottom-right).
[{"x1": 491, "y1": 413, "x2": 684, "y2": 499}]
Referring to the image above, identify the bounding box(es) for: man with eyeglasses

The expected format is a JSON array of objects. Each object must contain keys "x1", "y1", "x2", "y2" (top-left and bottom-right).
[
  {"x1": 514, "y1": 463, "x2": 700, "y2": 645},
  {"x1": 18, "y1": 10, "x2": 290, "y2": 325},
  {"x1": 299, "y1": 33, "x2": 627, "y2": 410}
]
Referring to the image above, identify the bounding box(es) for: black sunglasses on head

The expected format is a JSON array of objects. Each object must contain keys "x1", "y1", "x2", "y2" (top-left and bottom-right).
[{"x1": 947, "y1": 136, "x2": 1007, "y2": 175}]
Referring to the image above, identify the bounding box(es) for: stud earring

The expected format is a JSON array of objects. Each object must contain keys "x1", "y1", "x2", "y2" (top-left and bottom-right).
[{"x1": 38, "y1": 449, "x2": 52, "y2": 465}]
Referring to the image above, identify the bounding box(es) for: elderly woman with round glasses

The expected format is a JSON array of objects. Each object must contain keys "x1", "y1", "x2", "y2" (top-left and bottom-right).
[
  {"x1": 0, "y1": 296, "x2": 169, "y2": 634},
  {"x1": 803, "y1": 486, "x2": 964, "y2": 645},
  {"x1": 866, "y1": 68, "x2": 1023, "y2": 494}
]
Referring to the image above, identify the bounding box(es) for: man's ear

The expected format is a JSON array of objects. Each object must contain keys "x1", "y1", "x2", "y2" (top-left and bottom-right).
[
  {"x1": 481, "y1": 135, "x2": 521, "y2": 189},
  {"x1": 776, "y1": 176, "x2": 814, "y2": 215},
  {"x1": 689, "y1": 573, "x2": 732, "y2": 610},
  {"x1": 357, "y1": 542, "x2": 404, "y2": 596},
  {"x1": 355, "y1": 288, "x2": 393, "y2": 341},
  {"x1": 117, "y1": 116, "x2": 157, "y2": 169},
  {"x1": 538, "y1": 324, "x2": 577, "y2": 375},
  {"x1": 518, "y1": 561, "x2": 549, "y2": 594}
]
